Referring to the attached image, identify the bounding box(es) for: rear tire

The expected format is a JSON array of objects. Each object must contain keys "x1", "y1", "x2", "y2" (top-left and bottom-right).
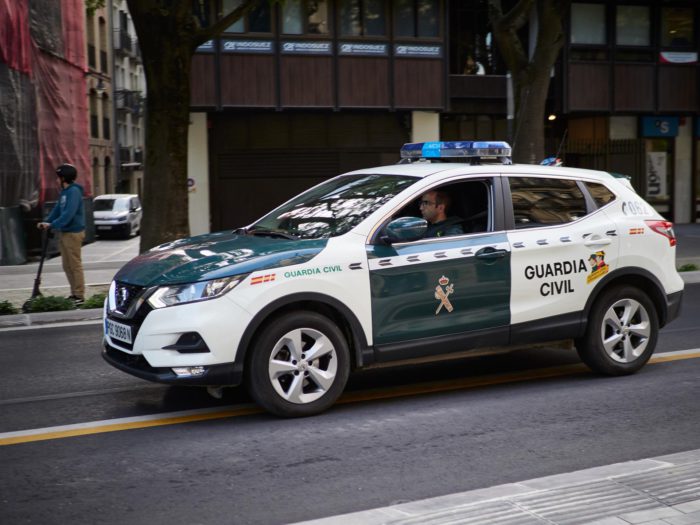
[
  {"x1": 246, "y1": 311, "x2": 350, "y2": 417},
  {"x1": 576, "y1": 286, "x2": 658, "y2": 376}
]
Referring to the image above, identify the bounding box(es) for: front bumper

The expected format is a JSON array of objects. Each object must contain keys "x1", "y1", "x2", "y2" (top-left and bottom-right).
[{"x1": 102, "y1": 343, "x2": 243, "y2": 386}]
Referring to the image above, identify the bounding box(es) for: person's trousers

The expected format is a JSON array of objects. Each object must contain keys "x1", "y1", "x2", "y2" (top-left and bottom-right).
[{"x1": 59, "y1": 231, "x2": 85, "y2": 299}]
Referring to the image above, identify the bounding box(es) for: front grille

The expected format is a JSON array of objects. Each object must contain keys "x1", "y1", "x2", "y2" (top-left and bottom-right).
[{"x1": 113, "y1": 281, "x2": 145, "y2": 315}]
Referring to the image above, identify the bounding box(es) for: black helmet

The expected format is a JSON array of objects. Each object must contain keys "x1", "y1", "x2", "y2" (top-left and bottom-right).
[{"x1": 56, "y1": 164, "x2": 77, "y2": 183}]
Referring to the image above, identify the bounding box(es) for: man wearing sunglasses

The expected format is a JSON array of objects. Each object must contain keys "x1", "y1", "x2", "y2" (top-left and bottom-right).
[{"x1": 419, "y1": 190, "x2": 464, "y2": 238}]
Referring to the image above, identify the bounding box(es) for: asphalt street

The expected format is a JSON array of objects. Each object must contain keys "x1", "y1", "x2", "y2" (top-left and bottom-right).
[{"x1": 1, "y1": 284, "x2": 699, "y2": 524}]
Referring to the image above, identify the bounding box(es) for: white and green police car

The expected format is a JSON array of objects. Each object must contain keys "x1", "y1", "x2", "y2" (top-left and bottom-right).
[{"x1": 103, "y1": 141, "x2": 684, "y2": 417}]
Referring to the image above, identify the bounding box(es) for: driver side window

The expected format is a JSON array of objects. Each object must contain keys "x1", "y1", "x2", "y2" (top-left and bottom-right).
[{"x1": 392, "y1": 179, "x2": 492, "y2": 240}]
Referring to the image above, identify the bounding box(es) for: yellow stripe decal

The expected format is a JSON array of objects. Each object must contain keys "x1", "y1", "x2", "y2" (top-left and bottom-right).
[{"x1": 2, "y1": 350, "x2": 699, "y2": 446}]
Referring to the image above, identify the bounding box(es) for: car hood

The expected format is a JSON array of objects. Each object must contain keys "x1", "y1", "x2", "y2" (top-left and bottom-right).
[{"x1": 114, "y1": 231, "x2": 328, "y2": 286}]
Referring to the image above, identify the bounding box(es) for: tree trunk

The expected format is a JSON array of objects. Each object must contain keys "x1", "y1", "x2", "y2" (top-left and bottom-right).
[
  {"x1": 489, "y1": 0, "x2": 568, "y2": 164},
  {"x1": 127, "y1": 1, "x2": 196, "y2": 252}
]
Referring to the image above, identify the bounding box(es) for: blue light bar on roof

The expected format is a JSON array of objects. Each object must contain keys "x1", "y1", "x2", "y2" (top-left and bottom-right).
[{"x1": 400, "y1": 141, "x2": 512, "y2": 161}]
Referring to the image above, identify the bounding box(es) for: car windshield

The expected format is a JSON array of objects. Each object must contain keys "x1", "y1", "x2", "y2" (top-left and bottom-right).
[
  {"x1": 251, "y1": 174, "x2": 418, "y2": 239},
  {"x1": 113, "y1": 199, "x2": 131, "y2": 211},
  {"x1": 94, "y1": 199, "x2": 115, "y2": 211}
]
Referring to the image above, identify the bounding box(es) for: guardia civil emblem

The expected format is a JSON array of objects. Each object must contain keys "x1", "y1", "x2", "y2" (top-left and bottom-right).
[{"x1": 434, "y1": 275, "x2": 454, "y2": 315}]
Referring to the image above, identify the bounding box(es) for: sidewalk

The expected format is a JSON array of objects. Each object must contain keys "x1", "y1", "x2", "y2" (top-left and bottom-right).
[
  {"x1": 295, "y1": 448, "x2": 700, "y2": 525},
  {"x1": 0, "y1": 236, "x2": 140, "y2": 326}
]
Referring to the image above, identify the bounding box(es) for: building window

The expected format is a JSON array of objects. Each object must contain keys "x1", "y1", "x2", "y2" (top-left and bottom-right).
[
  {"x1": 339, "y1": 0, "x2": 386, "y2": 37},
  {"x1": 571, "y1": 3, "x2": 606, "y2": 45},
  {"x1": 449, "y1": 1, "x2": 502, "y2": 74},
  {"x1": 282, "y1": 0, "x2": 328, "y2": 34},
  {"x1": 222, "y1": 0, "x2": 272, "y2": 33},
  {"x1": 394, "y1": 0, "x2": 439, "y2": 38},
  {"x1": 616, "y1": 5, "x2": 649, "y2": 46},
  {"x1": 661, "y1": 7, "x2": 694, "y2": 48}
]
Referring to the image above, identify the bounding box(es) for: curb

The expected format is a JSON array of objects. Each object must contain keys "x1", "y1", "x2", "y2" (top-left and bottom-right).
[
  {"x1": 0, "y1": 308, "x2": 103, "y2": 330},
  {"x1": 2, "y1": 271, "x2": 700, "y2": 330}
]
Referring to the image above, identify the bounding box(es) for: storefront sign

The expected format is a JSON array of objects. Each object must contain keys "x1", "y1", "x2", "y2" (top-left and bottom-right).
[
  {"x1": 641, "y1": 116, "x2": 679, "y2": 137},
  {"x1": 394, "y1": 44, "x2": 442, "y2": 58},
  {"x1": 222, "y1": 40, "x2": 274, "y2": 54},
  {"x1": 196, "y1": 40, "x2": 215, "y2": 53},
  {"x1": 338, "y1": 43, "x2": 388, "y2": 56},
  {"x1": 646, "y1": 152, "x2": 668, "y2": 199},
  {"x1": 281, "y1": 41, "x2": 332, "y2": 55},
  {"x1": 659, "y1": 52, "x2": 698, "y2": 64}
]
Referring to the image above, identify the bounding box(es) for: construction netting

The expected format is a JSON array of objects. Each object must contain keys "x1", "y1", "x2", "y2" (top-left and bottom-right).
[{"x1": 0, "y1": 0, "x2": 92, "y2": 210}]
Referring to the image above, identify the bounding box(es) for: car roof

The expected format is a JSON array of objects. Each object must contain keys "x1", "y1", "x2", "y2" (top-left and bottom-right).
[
  {"x1": 94, "y1": 194, "x2": 139, "y2": 200},
  {"x1": 346, "y1": 162, "x2": 620, "y2": 183}
]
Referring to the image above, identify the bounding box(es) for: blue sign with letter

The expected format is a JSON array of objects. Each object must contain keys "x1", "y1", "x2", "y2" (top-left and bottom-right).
[{"x1": 641, "y1": 117, "x2": 679, "y2": 137}]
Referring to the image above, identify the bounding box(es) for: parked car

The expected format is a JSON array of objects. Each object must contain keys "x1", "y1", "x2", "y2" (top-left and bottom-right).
[
  {"x1": 93, "y1": 194, "x2": 142, "y2": 239},
  {"x1": 102, "y1": 141, "x2": 683, "y2": 417}
]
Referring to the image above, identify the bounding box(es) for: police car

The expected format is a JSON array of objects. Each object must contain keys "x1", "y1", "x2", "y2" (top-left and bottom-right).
[{"x1": 103, "y1": 141, "x2": 684, "y2": 417}]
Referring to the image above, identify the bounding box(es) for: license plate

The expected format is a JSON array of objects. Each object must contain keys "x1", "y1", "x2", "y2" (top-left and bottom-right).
[
  {"x1": 97, "y1": 226, "x2": 111, "y2": 230},
  {"x1": 105, "y1": 318, "x2": 132, "y2": 344}
]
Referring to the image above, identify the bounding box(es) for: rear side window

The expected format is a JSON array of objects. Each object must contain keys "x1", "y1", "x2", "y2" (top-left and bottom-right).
[
  {"x1": 584, "y1": 182, "x2": 616, "y2": 207},
  {"x1": 509, "y1": 177, "x2": 587, "y2": 229}
]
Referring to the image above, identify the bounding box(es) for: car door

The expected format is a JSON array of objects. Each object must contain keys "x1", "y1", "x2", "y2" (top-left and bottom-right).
[
  {"x1": 505, "y1": 174, "x2": 621, "y2": 334},
  {"x1": 367, "y1": 177, "x2": 511, "y2": 357}
]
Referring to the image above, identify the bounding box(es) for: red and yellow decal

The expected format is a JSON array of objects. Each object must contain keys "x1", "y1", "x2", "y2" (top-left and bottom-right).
[
  {"x1": 250, "y1": 273, "x2": 276, "y2": 285},
  {"x1": 629, "y1": 227, "x2": 645, "y2": 235}
]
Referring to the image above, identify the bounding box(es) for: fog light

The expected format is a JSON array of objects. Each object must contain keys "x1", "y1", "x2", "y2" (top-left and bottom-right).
[{"x1": 172, "y1": 366, "x2": 206, "y2": 378}]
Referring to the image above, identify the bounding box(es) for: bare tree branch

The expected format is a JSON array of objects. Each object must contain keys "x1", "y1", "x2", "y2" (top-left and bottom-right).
[{"x1": 193, "y1": 0, "x2": 261, "y2": 46}]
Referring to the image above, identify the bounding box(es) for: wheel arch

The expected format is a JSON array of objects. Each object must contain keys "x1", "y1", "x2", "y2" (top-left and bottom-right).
[
  {"x1": 582, "y1": 268, "x2": 669, "y2": 329},
  {"x1": 235, "y1": 293, "x2": 372, "y2": 373}
]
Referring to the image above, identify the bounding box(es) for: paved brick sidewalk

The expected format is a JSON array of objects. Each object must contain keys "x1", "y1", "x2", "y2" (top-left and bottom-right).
[{"x1": 294, "y1": 448, "x2": 700, "y2": 525}]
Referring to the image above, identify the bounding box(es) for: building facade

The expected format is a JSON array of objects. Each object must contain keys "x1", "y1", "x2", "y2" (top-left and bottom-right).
[
  {"x1": 111, "y1": 0, "x2": 145, "y2": 196},
  {"x1": 85, "y1": 3, "x2": 114, "y2": 197},
  {"x1": 185, "y1": 0, "x2": 700, "y2": 234}
]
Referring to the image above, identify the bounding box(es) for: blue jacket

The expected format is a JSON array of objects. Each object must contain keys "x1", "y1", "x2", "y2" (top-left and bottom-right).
[{"x1": 47, "y1": 183, "x2": 85, "y2": 232}]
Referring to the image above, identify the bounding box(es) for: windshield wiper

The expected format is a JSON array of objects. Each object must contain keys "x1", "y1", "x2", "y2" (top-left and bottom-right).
[{"x1": 247, "y1": 227, "x2": 298, "y2": 240}]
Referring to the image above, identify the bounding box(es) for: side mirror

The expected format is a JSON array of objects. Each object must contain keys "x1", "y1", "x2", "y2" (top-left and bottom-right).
[{"x1": 381, "y1": 216, "x2": 427, "y2": 244}]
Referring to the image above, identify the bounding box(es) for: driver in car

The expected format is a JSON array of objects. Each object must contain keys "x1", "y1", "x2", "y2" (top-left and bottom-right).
[{"x1": 419, "y1": 190, "x2": 464, "y2": 238}]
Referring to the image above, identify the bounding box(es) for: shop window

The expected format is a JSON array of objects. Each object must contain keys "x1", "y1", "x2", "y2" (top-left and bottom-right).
[
  {"x1": 616, "y1": 5, "x2": 649, "y2": 46},
  {"x1": 661, "y1": 7, "x2": 694, "y2": 48},
  {"x1": 339, "y1": 0, "x2": 386, "y2": 37},
  {"x1": 222, "y1": 0, "x2": 271, "y2": 33},
  {"x1": 394, "y1": 0, "x2": 439, "y2": 38},
  {"x1": 282, "y1": 0, "x2": 328, "y2": 34},
  {"x1": 571, "y1": 3, "x2": 606, "y2": 45}
]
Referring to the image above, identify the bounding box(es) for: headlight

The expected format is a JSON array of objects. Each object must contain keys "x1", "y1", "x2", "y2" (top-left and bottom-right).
[{"x1": 147, "y1": 276, "x2": 244, "y2": 309}]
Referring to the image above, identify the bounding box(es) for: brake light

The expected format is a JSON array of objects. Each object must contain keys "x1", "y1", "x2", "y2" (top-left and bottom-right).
[{"x1": 645, "y1": 220, "x2": 676, "y2": 246}]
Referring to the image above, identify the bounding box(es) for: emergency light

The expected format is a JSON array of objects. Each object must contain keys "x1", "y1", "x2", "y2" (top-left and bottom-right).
[{"x1": 399, "y1": 141, "x2": 512, "y2": 164}]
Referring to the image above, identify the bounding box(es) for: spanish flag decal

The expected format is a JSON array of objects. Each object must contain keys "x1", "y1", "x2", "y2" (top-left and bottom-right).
[{"x1": 250, "y1": 273, "x2": 276, "y2": 285}]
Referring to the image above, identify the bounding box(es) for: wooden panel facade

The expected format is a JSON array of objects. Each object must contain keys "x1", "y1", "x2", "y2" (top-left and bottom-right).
[
  {"x1": 568, "y1": 63, "x2": 610, "y2": 111},
  {"x1": 338, "y1": 57, "x2": 390, "y2": 107},
  {"x1": 280, "y1": 56, "x2": 333, "y2": 107},
  {"x1": 220, "y1": 54, "x2": 275, "y2": 107},
  {"x1": 614, "y1": 64, "x2": 654, "y2": 112},
  {"x1": 190, "y1": 55, "x2": 216, "y2": 107},
  {"x1": 394, "y1": 59, "x2": 443, "y2": 108},
  {"x1": 658, "y1": 66, "x2": 698, "y2": 112},
  {"x1": 449, "y1": 75, "x2": 506, "y2": 99}
]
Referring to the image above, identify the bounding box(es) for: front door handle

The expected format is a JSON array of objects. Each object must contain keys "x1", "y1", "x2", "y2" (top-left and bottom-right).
[
  {"x1": 584, "y1": 237, "x2": 612, "y2": 247},
  {"x1": 475, "y1": 247, "x2": 507, "y2": 259}
]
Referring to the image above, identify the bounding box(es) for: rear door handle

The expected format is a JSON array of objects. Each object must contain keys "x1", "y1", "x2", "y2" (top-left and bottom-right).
[
  {"x1": 584, "y1": 237, "x2": 612, "y2": 247},
  {"x1": 475, "y1": 247, "x2": 507, "y2": 259}
]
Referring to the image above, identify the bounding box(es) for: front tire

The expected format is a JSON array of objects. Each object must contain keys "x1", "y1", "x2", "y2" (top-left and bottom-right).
[
  {"x1": 247, "y1": 311, "x2": 350, "y2": 417},
  {"x1": 576, "y1": 286, "x2": 658, "y2": 376}
]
